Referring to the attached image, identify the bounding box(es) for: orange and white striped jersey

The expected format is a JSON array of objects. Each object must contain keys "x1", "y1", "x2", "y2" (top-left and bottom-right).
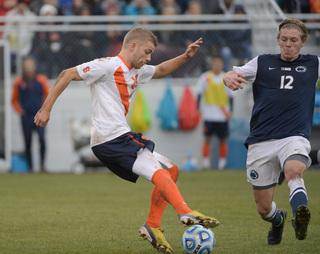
[{"x1": 77, "y1": 55, "x2": 155, "y2": 147}]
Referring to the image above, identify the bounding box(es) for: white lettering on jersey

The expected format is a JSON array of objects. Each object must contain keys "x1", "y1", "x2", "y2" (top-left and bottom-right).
[{"x1": 280, "y1": 75, "x2": 294, "y2": 89}]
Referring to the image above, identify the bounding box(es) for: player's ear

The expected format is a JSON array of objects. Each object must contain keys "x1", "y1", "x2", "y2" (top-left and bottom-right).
[{"x1": 130, "y1": 42, "x2": 136, "y2": 52}]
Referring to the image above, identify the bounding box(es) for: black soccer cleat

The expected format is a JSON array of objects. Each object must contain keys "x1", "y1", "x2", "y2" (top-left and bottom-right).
[
  {"x1": 292, "y1": 205, "x2": 311, "y2": 240},
  {"x1": 267, "y1": 209, "x2": 287, "y2": 245}
]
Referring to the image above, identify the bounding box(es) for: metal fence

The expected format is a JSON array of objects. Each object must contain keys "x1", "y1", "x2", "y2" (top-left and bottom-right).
[{"x1": 0, "y1": 13, "x2": 319, "y2": 79}]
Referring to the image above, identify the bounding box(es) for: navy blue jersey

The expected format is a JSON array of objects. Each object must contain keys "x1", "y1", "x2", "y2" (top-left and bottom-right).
[{"x1": 234, "y1": 54, "x2": 320, "y2": 146}]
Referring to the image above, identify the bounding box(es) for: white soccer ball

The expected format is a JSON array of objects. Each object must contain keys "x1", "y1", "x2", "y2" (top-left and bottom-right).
[{"x1": 182, "y1": 225, "x2": 215, "y2": 254}]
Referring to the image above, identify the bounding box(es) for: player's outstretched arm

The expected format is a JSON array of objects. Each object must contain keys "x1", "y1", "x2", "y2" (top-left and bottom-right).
[
  {"x1": 34, "y1": 67, "x2": 82, "y2": 127},
  {"x1": 223, "y1": 71, "x2": 247, "y2": 91},
  {"x1": 153, "y1": 38, "x2": 203, "y2": 79}
]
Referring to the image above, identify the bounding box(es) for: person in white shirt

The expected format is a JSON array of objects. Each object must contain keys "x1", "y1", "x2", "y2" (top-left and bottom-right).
[{"x1": 34, "y1": 27, "x2": 220, "y2": 253}]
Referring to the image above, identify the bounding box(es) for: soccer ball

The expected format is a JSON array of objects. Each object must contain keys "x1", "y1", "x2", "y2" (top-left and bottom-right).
[{"x1": 182, "y1": 225, "x2": 215, "y2": 254}]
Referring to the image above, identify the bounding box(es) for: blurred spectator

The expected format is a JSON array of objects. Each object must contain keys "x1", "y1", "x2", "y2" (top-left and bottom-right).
[
  {"x1": 64, "y1": 3, "x2": 100, "y2": 66},
  {"x1": 0, "y1": 0, "x2": 17, "y2": 37},
  {"x1": 93, "y1": 0, "x2": 125, "y2": 15},
  {"x1": 198, "y1": 0, "x2": 219, "y2": 14},
  {"x1": 276, "y1": 0, "x2": 310, "y2": 13},
  {"x1": 176, "y1": 0, "x2": 189, "y2": 13},
  {"x1": 43, "y1": 0, "x2": 65, "y2": 15},
  {"x1": 157, "y1": 0, "x2": 181, "y2": 14},
  {"x1": 31, "y1": 4, "x2": 68, "y2": 78},
  {"x1": 149, "y1": 0, "x2": 159, "y2": 10},
  {"x1": 123, "y1": 0, "x2": 156, "y2": 15},
  {"x1": 156, "y1": 6, "x2": 184, "y2": 46},
  {"x1": 213, "y1": 1, "x2": 252, "y2": 71},
  {"x1": 62, "y1": 0, "x2": 84, "y2": 15},
  {"x1": 11, "y1": 55, "x2": 50, "y2": 172},
  {"x1": 58, "y1": 0, "x2": 73, "y2": 10},
  {"x1": 309, "y1": 0, "x2": 320, "y2": 44},
  {"x1": 177, "y1": 1, "x2": 210, "y2": 76},
  {"x1": 214, "y1": 0, "x2": 236, "y2": 14},
  {"x1": 150, "y1": 1, "x2": 209, "y2": 77},
  {"x1": 310, "y1": 0, "x2": 320, "y2": 12},
  {"x1": 183, "y1": 1, "x2": 212, "y2": 47},
  {"x1": 2, "y1": 0, "x2": 36, "y2": 72},
  {"x1": 97, "y1": 3, "x2": 124, "y2": 57},
  {"x1": 28, "y1": 0, "x2": 44, "y2": 14},
  {"x1": 148, "y1": 6, "x2": 185, "y2": 74},
  {"x1": 0, "y1": 0, "x2": 16, "y2": 15},
  {"x1": 300, "y1": 0, "x2": 311, "y2": 12}
]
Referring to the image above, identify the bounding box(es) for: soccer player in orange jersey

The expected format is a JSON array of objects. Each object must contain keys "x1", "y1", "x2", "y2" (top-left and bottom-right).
[{"x1": 34, "y1": 27, "x2": 219, "y2": 253}]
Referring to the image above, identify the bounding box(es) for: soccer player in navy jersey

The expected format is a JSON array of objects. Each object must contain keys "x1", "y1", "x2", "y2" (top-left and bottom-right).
[{"x1": 224, "y1": 18, "x2": 320, "y2": 245}]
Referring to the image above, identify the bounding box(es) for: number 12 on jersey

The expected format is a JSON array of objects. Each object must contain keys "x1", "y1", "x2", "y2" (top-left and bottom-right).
[{"x1": 280, "y1": 75, "x2": 293, "y2": 89}]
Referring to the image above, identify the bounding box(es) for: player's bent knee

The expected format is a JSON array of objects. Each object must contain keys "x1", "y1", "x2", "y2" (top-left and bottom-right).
[
  {"x1": 168, "y1": 165, "x2": 179, "y2": 182},
  {"x1": 151, "y1": 168, "x2": 170, "y2": 185},
  {"x1": 285, "y1": 166, "x2": 305, "y2": 180},
  {"x1": 255, "y1": 200, "x2": 274, "y2": 217}
]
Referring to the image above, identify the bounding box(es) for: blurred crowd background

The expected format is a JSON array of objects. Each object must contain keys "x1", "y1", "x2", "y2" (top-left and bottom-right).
[{"x1": 1, "y1": 0, "x2": 319, "y2": 79}]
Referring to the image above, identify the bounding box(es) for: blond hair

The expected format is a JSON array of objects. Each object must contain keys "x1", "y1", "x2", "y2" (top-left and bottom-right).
[
  {"x1": 278, "y1": 18, "x2": 308, "y2": 42},
  {"x1": 123, "y1": 27, "x2": 158, "y2": 48}
]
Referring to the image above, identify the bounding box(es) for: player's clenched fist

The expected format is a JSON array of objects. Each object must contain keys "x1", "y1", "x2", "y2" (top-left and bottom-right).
[{"x1": 34, "y1": 109, "x2": 50, "y2": 127}]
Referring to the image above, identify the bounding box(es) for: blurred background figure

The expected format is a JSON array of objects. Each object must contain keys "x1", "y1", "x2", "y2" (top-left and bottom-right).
[
  {"x1": 157, "y1": 0, "x2": 182, "y2": 14},
  {"x1": 98, "y1": 2, "x2": 124, "y2": 57},
  {"x1": 195, "y1": 56, "x2": 234, "y2": 170},
  {"x1": 172, "y1": 0, "x2": 209, "y2": 76},
  {"x1": 149, "y1": 5, "x2": 185, "y2": 69},
  {"x1": 2, "y1": 0, "x2": 36, "y2": 73},
  {"x1": 31, "y1": 3, "x2": 68, "y2": 78},
  {"x1": 0, "y1": 0, "x2": 17, "y2": 37},
  {"x1": 123, "y1": 0, "x2": 156, "y2": 15},
  {"x1": 61, "y1": 0, "x2": 84, "y2": 15},
  {"x1": 93, "y1": 0, "x2": 125, "y2": 15},
  {"x1": 42, "y1": 0, "x2": 65, "y2": 15},
  {"x1": 276, "y1": 0, "x2": 310, "y2": 13},
  {"x1": 11, "y1": 56, "x2": 51, "y2": 173},
  {"x1": 213, "y1": 0, "x2": 252, "y2": 71},
  {"x1": 64, "y1": 3, "x2": 100, "y2": 66}
]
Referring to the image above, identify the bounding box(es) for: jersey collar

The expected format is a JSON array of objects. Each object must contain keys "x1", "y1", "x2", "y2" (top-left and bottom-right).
[{"x1": 117, "y1": 55, "x2": 132, "y2": 70}]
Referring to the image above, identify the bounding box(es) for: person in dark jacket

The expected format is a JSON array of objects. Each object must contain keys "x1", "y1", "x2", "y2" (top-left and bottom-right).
[{"x1": 12, "y1": 55, "x2": 51, "y2": 172}]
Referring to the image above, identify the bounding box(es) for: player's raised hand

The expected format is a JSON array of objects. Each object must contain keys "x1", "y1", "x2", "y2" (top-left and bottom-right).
[
  {"x1": 223, "y1": 71, "x2": 246, "y2": 91},
  {"x1": 184, "y1": 38, "x2": 203, "y2": 58}
]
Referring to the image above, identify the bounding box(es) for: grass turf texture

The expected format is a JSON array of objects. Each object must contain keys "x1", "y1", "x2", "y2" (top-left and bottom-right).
[{"x1": 0, "y1": 170, "x2": 319, "y2": 254}]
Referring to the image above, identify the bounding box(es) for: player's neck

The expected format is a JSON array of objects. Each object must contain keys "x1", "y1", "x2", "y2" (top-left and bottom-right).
[{"x1": 118, "y1": 52, "x2": 132, "y2": 68}]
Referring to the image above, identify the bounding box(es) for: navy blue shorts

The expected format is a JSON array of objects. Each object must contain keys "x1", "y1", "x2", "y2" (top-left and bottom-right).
[
  {"x1": 203, "y1": 121, "x2": 229, "y2": 138},
  {"x1": 91, "y1": 132, "x2": 155, "y2": 183}
]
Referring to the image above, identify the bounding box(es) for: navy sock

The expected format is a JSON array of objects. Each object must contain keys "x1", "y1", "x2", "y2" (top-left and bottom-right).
[
  {"x1": 288, "y1": 177, "x2": 308, "y2": 218},
  {"x1": 290, "y1": 191, "x2": 308, "y2": 217},
  {"x1": 272, "y1": 211, "x2": 283, "y2": 226},
  {"x1": 261, "y1": 201, "x2": 283, "y2": 226}
]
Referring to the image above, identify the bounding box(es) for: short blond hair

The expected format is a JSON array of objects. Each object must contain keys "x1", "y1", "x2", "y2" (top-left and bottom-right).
[
  {"x1": 123, "y1": 27, "x2": 158, "y2": 48},
  {"x1": 278, "y1": 18, "x2": 308, "y2": 42}
]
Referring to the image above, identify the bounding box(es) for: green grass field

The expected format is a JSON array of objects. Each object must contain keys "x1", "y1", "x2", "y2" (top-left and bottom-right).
[{"x1": 0, "y1": 170, "x2": 319, "y2": 254}]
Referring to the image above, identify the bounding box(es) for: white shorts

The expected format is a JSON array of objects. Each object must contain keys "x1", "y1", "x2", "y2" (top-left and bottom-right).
[{"x1": 246, "y1": 136, "x2": 311, "y2": 188}]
